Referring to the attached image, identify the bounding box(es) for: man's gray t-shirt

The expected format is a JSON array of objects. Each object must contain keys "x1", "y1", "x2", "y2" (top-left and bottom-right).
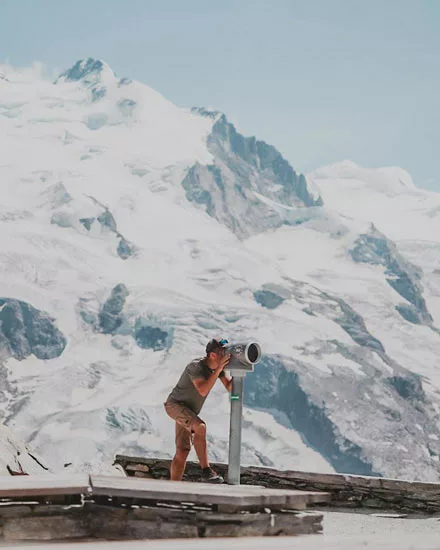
[{"x1": 167, "y1": 358, "x2": 210, "y2": 414}]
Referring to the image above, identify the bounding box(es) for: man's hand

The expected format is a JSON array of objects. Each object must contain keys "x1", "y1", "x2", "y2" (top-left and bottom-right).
[{"x1": 218, "y1": 353, "x2": 231, "y2": 372}]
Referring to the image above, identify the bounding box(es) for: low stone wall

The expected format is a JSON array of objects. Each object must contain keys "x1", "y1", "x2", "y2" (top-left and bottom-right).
[
  {"x1": 115, "y1": 455, "x2": 440, "y2": 514},
  {"x1": 0, "y1": 504, "x2": 88, "y2": 542},
  {"x1": 88, "y1": 503, "x2": 323, "y2": 539},
  {"x1": 0, "y1": 502, "x2": 322, "y2": 542},
  {"x1": 0, "y1": 478, "x2": 323, "y2": 542}
]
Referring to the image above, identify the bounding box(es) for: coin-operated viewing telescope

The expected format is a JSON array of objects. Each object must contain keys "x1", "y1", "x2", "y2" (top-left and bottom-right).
[
  {"x1": 225, "y1": 341, "x2": 262, "y2": 485},
  {"x1": 225, "y1": 342, "x2": 262, "y2": 374}
]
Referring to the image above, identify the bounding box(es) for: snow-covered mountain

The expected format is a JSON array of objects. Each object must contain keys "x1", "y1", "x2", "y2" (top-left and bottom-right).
[{"x1": 1, "y1": 58, "x2": 440, "y2": 480}]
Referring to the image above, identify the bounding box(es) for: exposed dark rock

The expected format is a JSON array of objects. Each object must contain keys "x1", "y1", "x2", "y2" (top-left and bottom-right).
[
  {"x1": 244, "y1": 356, "x2": 380, "y2": 476},
  {"x1": 58, "y1": 58, "x2": 105, "y2": 82},
  {"x1": 86, "y1": 199, "x2": 135, "y2": 259},
  {"x1": 0, "y1": 299, "x2": 66, "y2": 360},
  {"x1": 91, "y1": 87, "x2": 106, "y2": 102},
  {"x1": 119, "y1": 77, "x2": 132, "y2": 87},
  {"x1": 335, "y1": 298, "x2": 385, "y2": 352},
  {"x1": 97, "y1": 209, "x2": 117, "y2": 232},
  {"x1": 287, "y1": 279, "x2": 385, "y2": 352},
  {"x1": 134, "y1": 322, "x2": 168, "y2": 351},
  {"x1": 395, "y1": 304, "x2": 422, "y2": 324},
  {"x1": 388, "y1": 375, "x2": 425, "y2": 402},
  {"x1": 76, "y1": 297, "x2": 99, "y2": 328},
  {"x1": 350, "y1": 227, "x2": 432, "y2": 325},
  {"x1": 181, "y1": 112, "x2": 322, "y2": 238},
  {"x1": 191, "y1": 107, "x2": 221, "y2": 119},
  {"x1": 181, "y1": 165, "x2": 213, "y2": 212},
  {"x1": 254, "y1": 290, "x2": 285, "y2": 310},
  {"x1": 99, "y1": 285, "x2": 129, "y2": 335},
  {"x1": 209, "y1": 115, "x2": 322, "y2": 209},
  {"x1": 79, "y1": 217, "x2": 95, "y2": 231},
  {"x1": 117, "y1": 237, "x2": 135, "y2": 260}
]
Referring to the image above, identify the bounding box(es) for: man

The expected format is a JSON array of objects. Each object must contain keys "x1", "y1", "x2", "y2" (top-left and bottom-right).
[{"x1": 164, "y1": 338, "x2": 232, "y2": 483}]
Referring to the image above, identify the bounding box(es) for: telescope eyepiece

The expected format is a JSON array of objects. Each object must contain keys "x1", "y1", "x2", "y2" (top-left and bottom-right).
[
  {"x1": 247, "y1": 343, "x2": 260, "y2": 364},
  {"x1": 225, "y1": 342, "x2": 261, "y2": 366}
]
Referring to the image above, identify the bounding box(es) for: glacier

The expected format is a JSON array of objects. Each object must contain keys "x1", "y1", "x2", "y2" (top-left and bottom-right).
[{"x1": 1, "y1": 58, "x2": 440, "y2": 480}]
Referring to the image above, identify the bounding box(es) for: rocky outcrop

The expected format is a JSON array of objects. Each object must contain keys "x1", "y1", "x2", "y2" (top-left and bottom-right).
[
  {"x1": 117, "y1": 237, "x2": 135, "y2": 260},
  {"x1": 0, "y1": 299, "x2": 66, "y2": 361},
  {"x1": 79, "y1": 217, "x2": 95, "y2": 231},
  {"x1": 254, "y1": 280, "x2": 385, "y2": 352},
  {"x1": 244, "y1": 356, "x2": 380, "y2": 476},
  {"x1": 57, "y1": 58, "x2": 106, "y2": 84},
  {"x1": 79, "y1": 287, "x2": 171, "y2": 352},
  {"x1": 99, "y1": 284, "x2": 129, "y2": 335},
  {"x1": 97, "y1": 209, "x2": 117, "y2": 232},
  {"x1": 96, "y1": 207, "x2": 135, "y2": 260},
  {"x1": 82, "y1": 197, "x2": 136, "y2": 259},
  {"x1": 243, "y1": 351, "x2": 440, "y2": 480},
  {"x1": 134, "y1": 322, "x2": 168, "y2": 351},
  {"x1": 56, "y1": 58, "x2": 109, "y2": 103},
  {"x1": 182, "y1": 111, "x2": 322, "y2": 239},
  {"x1": 350, "y1": 226, "x2": 432, "y2": 325},
  {"x1": 209, "y1": 114, "x2": 320, "y2": 208},
  {"x1": 253, "y1": 290, "x2": 285, "y2": 310}
]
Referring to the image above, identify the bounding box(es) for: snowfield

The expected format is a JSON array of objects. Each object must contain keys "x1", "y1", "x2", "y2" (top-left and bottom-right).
[{"x1": 1, "y1": 58, "x2": 440, "y2": 481}]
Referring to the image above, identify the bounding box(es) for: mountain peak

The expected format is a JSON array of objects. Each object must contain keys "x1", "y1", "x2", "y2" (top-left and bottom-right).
[
  {"x1": 59, "y1": 58, "x2": 111, "y2": 82},
  {"x1": 55, "y1": 58, "x2": 120, "y2": 101}
]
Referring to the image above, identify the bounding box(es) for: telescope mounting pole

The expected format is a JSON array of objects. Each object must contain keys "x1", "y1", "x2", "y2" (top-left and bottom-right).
[{"x1": 227, "y1": 372, "x2": 245, "y2": 485}]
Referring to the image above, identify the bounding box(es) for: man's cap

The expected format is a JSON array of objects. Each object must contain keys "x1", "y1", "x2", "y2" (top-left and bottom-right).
[{"x1": 206, "y1": 338, "x2": 228, "y2": 355}]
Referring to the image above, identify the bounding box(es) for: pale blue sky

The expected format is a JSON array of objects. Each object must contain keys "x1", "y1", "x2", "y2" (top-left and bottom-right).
[{"x1": 1, "y1": 0, "x2": 439, "y2": 190}]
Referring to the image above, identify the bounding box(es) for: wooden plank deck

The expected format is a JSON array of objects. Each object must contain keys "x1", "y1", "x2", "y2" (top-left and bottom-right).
[
  {"x1": 90, "y1": 475, "x2": 330, "y2": 511},
  {"x1": 0, "y1": 475, "x2": 90, "y2": 499}
]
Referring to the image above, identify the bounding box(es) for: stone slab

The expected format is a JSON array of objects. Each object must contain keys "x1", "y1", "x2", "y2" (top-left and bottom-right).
[
  {"x1": 0, "y1": 475, "x2": 90, "y2": 499},
  {"x1": 90, "y1": 475, "x2": 330, "y2": 511}
]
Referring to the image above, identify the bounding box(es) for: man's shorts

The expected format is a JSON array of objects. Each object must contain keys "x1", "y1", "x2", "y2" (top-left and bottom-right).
[{"x1": 164, "y1": 400, "x2": 205, "y2": 452}]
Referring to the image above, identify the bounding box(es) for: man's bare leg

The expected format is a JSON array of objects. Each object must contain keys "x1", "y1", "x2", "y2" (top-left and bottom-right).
[
  {"x1": 170, "y1": 449, "x2": 190, "y2": 481},
  {"x1": 193, "y1": 422, "x2": 209, "y2": 469}
]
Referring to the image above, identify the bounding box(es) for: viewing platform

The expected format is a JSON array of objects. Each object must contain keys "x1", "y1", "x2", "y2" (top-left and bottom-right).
[
  {"x1": 0, "y1": 471, "x2": 329, "y2": 543},
  {"x1": 2, "y1": 455, "x2": 440, "y2": 544}
]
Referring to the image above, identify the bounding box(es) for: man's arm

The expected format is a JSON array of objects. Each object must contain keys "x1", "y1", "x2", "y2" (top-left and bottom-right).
[
  {"x1": 192, "y1": 369, "x2": 222, "y2": 397},
  {"x1": 192, "y1": 356, "x2": 230, "y2": 397},
  {"x1": 220, "y1": 374, "x2": 232, "y2": 392}
]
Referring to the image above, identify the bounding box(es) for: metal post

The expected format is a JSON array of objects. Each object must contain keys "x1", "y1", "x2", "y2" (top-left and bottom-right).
[{"x1": 228, "y1": 374, "x2": 245, "y2": 485}]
